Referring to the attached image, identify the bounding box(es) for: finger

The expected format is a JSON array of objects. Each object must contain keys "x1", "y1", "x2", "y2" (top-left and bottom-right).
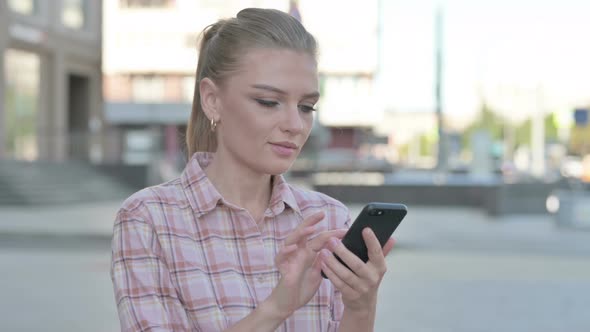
[
  {"x1": 363, "y1": 228, "x2": 386, "y2": 269},
  {"x1": 296, "y1": 226, "x2": 316, "y2": 247},
  {"x1": 275, "y1": 244, "x2": 298, "y2": 263},
  {"x1": 284, "y1": 224, "x2": 317, "y2": 247},
  {"x1": 308, "y1": 229, "x2": 348, "y2": 252},
  {"x1": 320, "y1": 255, "x2": 359, "y2": 299},
  {"x1": 301, "y1": 211, "x2": 325, "y2": 228},
  {"x1": 320, "y1": 248, "x2": 362, "y2": 290},
  {"x1": 328, "y1": 237, "x2": 372, "y2": 280},
  {"x1": 284, "y1": 212, "x2": 325, "y2": 246},
  {"x1": 311, "y1": 255, "x2": 323, "y2": 274},
  {"x1": 382, "y1": 237, "x2": 395, "y2": 257}
]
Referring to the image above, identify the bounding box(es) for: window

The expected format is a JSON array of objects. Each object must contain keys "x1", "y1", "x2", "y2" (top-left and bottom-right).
[
  {"x1": 131, "y1": 75, "x2": 165, "y2": 102},
  {"x1": 119, "y1": 0, "x2": 175, "y2": 8},
  {"x1": 182, "y1": 76, "x2": 195, "y2": 103},
  {"x1": 124, "y1": 129, "x2": 157, "y2": 165},
  {"x1": 4, "y1": 49, "x2": 41, "y2": 161},
  {"x1": 61, "y1": 0, "x2": 86, "y2": 30},
  {"x1": 7, "y1": 0, "x2": 38, "y2": 16}
]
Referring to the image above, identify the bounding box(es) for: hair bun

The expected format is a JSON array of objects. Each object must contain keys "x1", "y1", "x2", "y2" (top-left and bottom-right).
[{"x1": 203, "y1": 20, "x2": 225, "y2": 42}]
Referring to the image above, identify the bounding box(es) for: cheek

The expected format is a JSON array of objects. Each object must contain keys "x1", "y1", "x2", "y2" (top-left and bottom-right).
[
  {"x1": 221, "y1": 99, "x2": 257, "y2": 130},
  {"x1": 221, "y1": 108, "x2": 271, "y2": 146},
  {"x1": 303, "y1": 115, "x2": 314, "y2": 134}
]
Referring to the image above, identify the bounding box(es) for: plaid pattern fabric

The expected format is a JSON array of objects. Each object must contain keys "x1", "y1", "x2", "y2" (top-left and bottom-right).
[{"x1": 111, "y1": 152, "x2": 351, "y2": 331}]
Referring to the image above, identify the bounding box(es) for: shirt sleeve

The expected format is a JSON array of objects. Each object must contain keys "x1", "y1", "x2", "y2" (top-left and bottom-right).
[{"x1": 111, "y1": 203, "x2": 191, "y2": 332}]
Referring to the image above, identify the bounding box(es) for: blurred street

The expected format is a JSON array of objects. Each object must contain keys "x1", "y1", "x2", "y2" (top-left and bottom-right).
[
  {"x1": 1, "y1": 202, "x2": 589, "y2": 331},
  {"x1": 2, "y1": 0, "x2": 590, "y2": 331}
]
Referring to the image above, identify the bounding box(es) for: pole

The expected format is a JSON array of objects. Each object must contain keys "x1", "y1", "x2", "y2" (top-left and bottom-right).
[
  {"x1": 435, "y1": 4, "x2": 446, "y2": 171},
  {"x1": 531, "y1": 86, "x2": 545, "y2": 178}
]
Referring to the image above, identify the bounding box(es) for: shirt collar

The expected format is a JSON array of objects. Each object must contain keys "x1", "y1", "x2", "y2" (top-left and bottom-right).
[
  {"x1": 181, "y1": 152, "x2": 301, "y2": 217},
  {"x1": 181, "y1": 152, "x2": 223, "y2": 216},
  {"x1": 267, "y1": 173, "x2": 301, "y2": 217}
]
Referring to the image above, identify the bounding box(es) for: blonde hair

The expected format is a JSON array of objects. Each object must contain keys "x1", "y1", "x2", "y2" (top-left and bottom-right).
[{"x1": 185, "y1": 8, "x2": 318, "y2": 156}]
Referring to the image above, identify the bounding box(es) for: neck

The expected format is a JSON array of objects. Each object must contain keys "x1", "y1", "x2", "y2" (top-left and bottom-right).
[{"x1": 203, "y1": 149, "x2": 273, "y2": 215}]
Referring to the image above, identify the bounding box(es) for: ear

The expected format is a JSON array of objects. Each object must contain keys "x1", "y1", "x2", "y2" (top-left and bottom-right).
[{"x1": 199, "y1": 77, "x2": 220, "y2": 122}]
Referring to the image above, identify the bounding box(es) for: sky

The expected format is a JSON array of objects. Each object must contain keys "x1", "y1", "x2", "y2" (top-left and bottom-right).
[{"x1": 378, "y1": 0, "x2": 590, "y2": 123}]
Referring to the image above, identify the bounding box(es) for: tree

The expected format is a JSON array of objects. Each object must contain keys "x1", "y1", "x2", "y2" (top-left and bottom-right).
[
  {"x1": 462, "y1": 102, "x2": 505, "y2": 151},
  {"x1": 513, "y1": 113, "x2": 559, "y2": 148}
]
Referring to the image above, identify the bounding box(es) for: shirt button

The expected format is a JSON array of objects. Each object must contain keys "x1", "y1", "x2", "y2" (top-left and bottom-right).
[{"x1": 257, "y1": 276, "x2": 265, "y2": 283}]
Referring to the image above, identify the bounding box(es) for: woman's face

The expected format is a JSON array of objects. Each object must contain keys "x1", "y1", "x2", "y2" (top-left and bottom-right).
[{"x1": 214, "y1": 48, "x2": 319, "y2": 175}]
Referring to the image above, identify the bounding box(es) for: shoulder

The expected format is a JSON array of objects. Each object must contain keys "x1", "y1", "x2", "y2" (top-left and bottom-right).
[
  {"x1": 117, "y1": 178, "x2": 189, "y2": 222},
  {"x1": 288, "y1": 183, "x2": 351, "y2": 228}
]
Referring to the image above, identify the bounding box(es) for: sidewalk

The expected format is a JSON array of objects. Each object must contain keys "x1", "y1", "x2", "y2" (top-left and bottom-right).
[
  {"x1": 2, "y1": 202, "x2": 590, "y2": 331},
  {"x1": 1, "y1": 201, "x2": 589, "y2": 256},
  {"x1": 0, "y1": 201, "x2": 120, "y2": 240}
]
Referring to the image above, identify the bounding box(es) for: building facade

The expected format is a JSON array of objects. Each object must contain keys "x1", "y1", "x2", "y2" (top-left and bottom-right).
[
  {"x1": 102, "y1": 0, "x2": 383, "y2": 168},
  {"x1": 102, "y1": 0, "x2": 221, "y2": 165},
  {"x1": 0, "y1": 0, "x2": 105, "y2": 162}
]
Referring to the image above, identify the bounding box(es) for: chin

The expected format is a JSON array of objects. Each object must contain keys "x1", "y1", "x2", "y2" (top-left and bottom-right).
[
  {"x1": 266, "y1": 162, "x2": 293, "y2": 175},
  {"x1": 262, "y1": 157, "x2": 296, "y2": 175}
]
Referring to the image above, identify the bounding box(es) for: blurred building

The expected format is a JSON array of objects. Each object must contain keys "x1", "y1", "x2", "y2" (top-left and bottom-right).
[
  {"x1": 103, "y1": 0, "x2": 281, "y2": 165},
  {"x1": 104, "y1": 0, "x2": 198, "y2": 165},
  {"x1": 102, "y1": 0, "x2": 386, "y2": 167},
  {"x1": 301, "y1": 0, "x2": 383, "y2": 151},
  {"x1": 0, "y1": 0, "x2": 104, "y2": 162}
]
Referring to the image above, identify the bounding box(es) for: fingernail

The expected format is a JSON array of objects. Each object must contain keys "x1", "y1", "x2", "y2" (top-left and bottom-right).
[
  {"x1": 329, "y1": 238, "x2": 339, "y2": 248},
  {"x1": 321, "y1": 249, "x2": 330, "y2": 257}
]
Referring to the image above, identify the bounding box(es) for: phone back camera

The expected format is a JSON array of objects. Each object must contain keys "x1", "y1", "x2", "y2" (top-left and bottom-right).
[{"x1": 369, "y1": 209, "x2": 384, "y2": 216}]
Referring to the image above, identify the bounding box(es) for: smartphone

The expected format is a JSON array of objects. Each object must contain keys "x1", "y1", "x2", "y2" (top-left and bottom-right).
[{"x1": 321, "y1": 202, "x2": 407, "y2": 278}]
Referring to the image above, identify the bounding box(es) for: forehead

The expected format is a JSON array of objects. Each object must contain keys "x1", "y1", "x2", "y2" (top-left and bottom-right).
[{"x1": 226, "y1": 48, "x2": 319, "y2": 93}]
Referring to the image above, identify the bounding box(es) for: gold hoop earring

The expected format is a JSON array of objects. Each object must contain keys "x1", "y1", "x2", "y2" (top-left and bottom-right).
[{"x1": 210, "y1": 118, "x2": 217, "y2": 132}]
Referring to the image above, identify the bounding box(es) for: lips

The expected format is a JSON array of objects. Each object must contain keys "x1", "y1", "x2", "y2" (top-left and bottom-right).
[
  {"x1": 269, "y1": 141, "x2": 299, "y2": 157},
  {"x1": 271, "y1": 141, "x2": 298, "y2": 149}
]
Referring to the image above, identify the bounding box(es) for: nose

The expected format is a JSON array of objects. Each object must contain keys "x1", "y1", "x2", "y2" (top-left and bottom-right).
[{"x1": 280, "y1": 103, "x2": 304, "y2": 135}]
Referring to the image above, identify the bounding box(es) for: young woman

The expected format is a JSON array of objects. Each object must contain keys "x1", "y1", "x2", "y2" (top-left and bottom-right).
[{"x1": 111, "y1": 8, "x2": 395, "y2": 332}]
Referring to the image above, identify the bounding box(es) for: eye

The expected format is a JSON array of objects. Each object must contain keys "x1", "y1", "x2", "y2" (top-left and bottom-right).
[
  {"x1": 299, "y1": 105, "x2": 316, "y2": 113},
  {"x1": 255, "y1": 99, "x2": 279, "y2": 108}
]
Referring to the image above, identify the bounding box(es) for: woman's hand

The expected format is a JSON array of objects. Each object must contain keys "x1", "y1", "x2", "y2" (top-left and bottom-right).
[
  {"x1": 267, "y1": 212, "x2": 347, "y2": 319},
  {"x1": 320, "y1": 228, "x2": 395, "y2": 315}
]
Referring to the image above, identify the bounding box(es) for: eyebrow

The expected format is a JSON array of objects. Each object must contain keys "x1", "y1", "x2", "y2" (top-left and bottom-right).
[{"x1": 251, "y1": 84, "x2": 320, "y2": 99}]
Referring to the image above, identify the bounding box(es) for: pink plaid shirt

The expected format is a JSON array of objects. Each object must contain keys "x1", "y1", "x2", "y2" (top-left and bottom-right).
[{"x1": 111, "y1": 152, "x2": 351, "y2": 331}]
